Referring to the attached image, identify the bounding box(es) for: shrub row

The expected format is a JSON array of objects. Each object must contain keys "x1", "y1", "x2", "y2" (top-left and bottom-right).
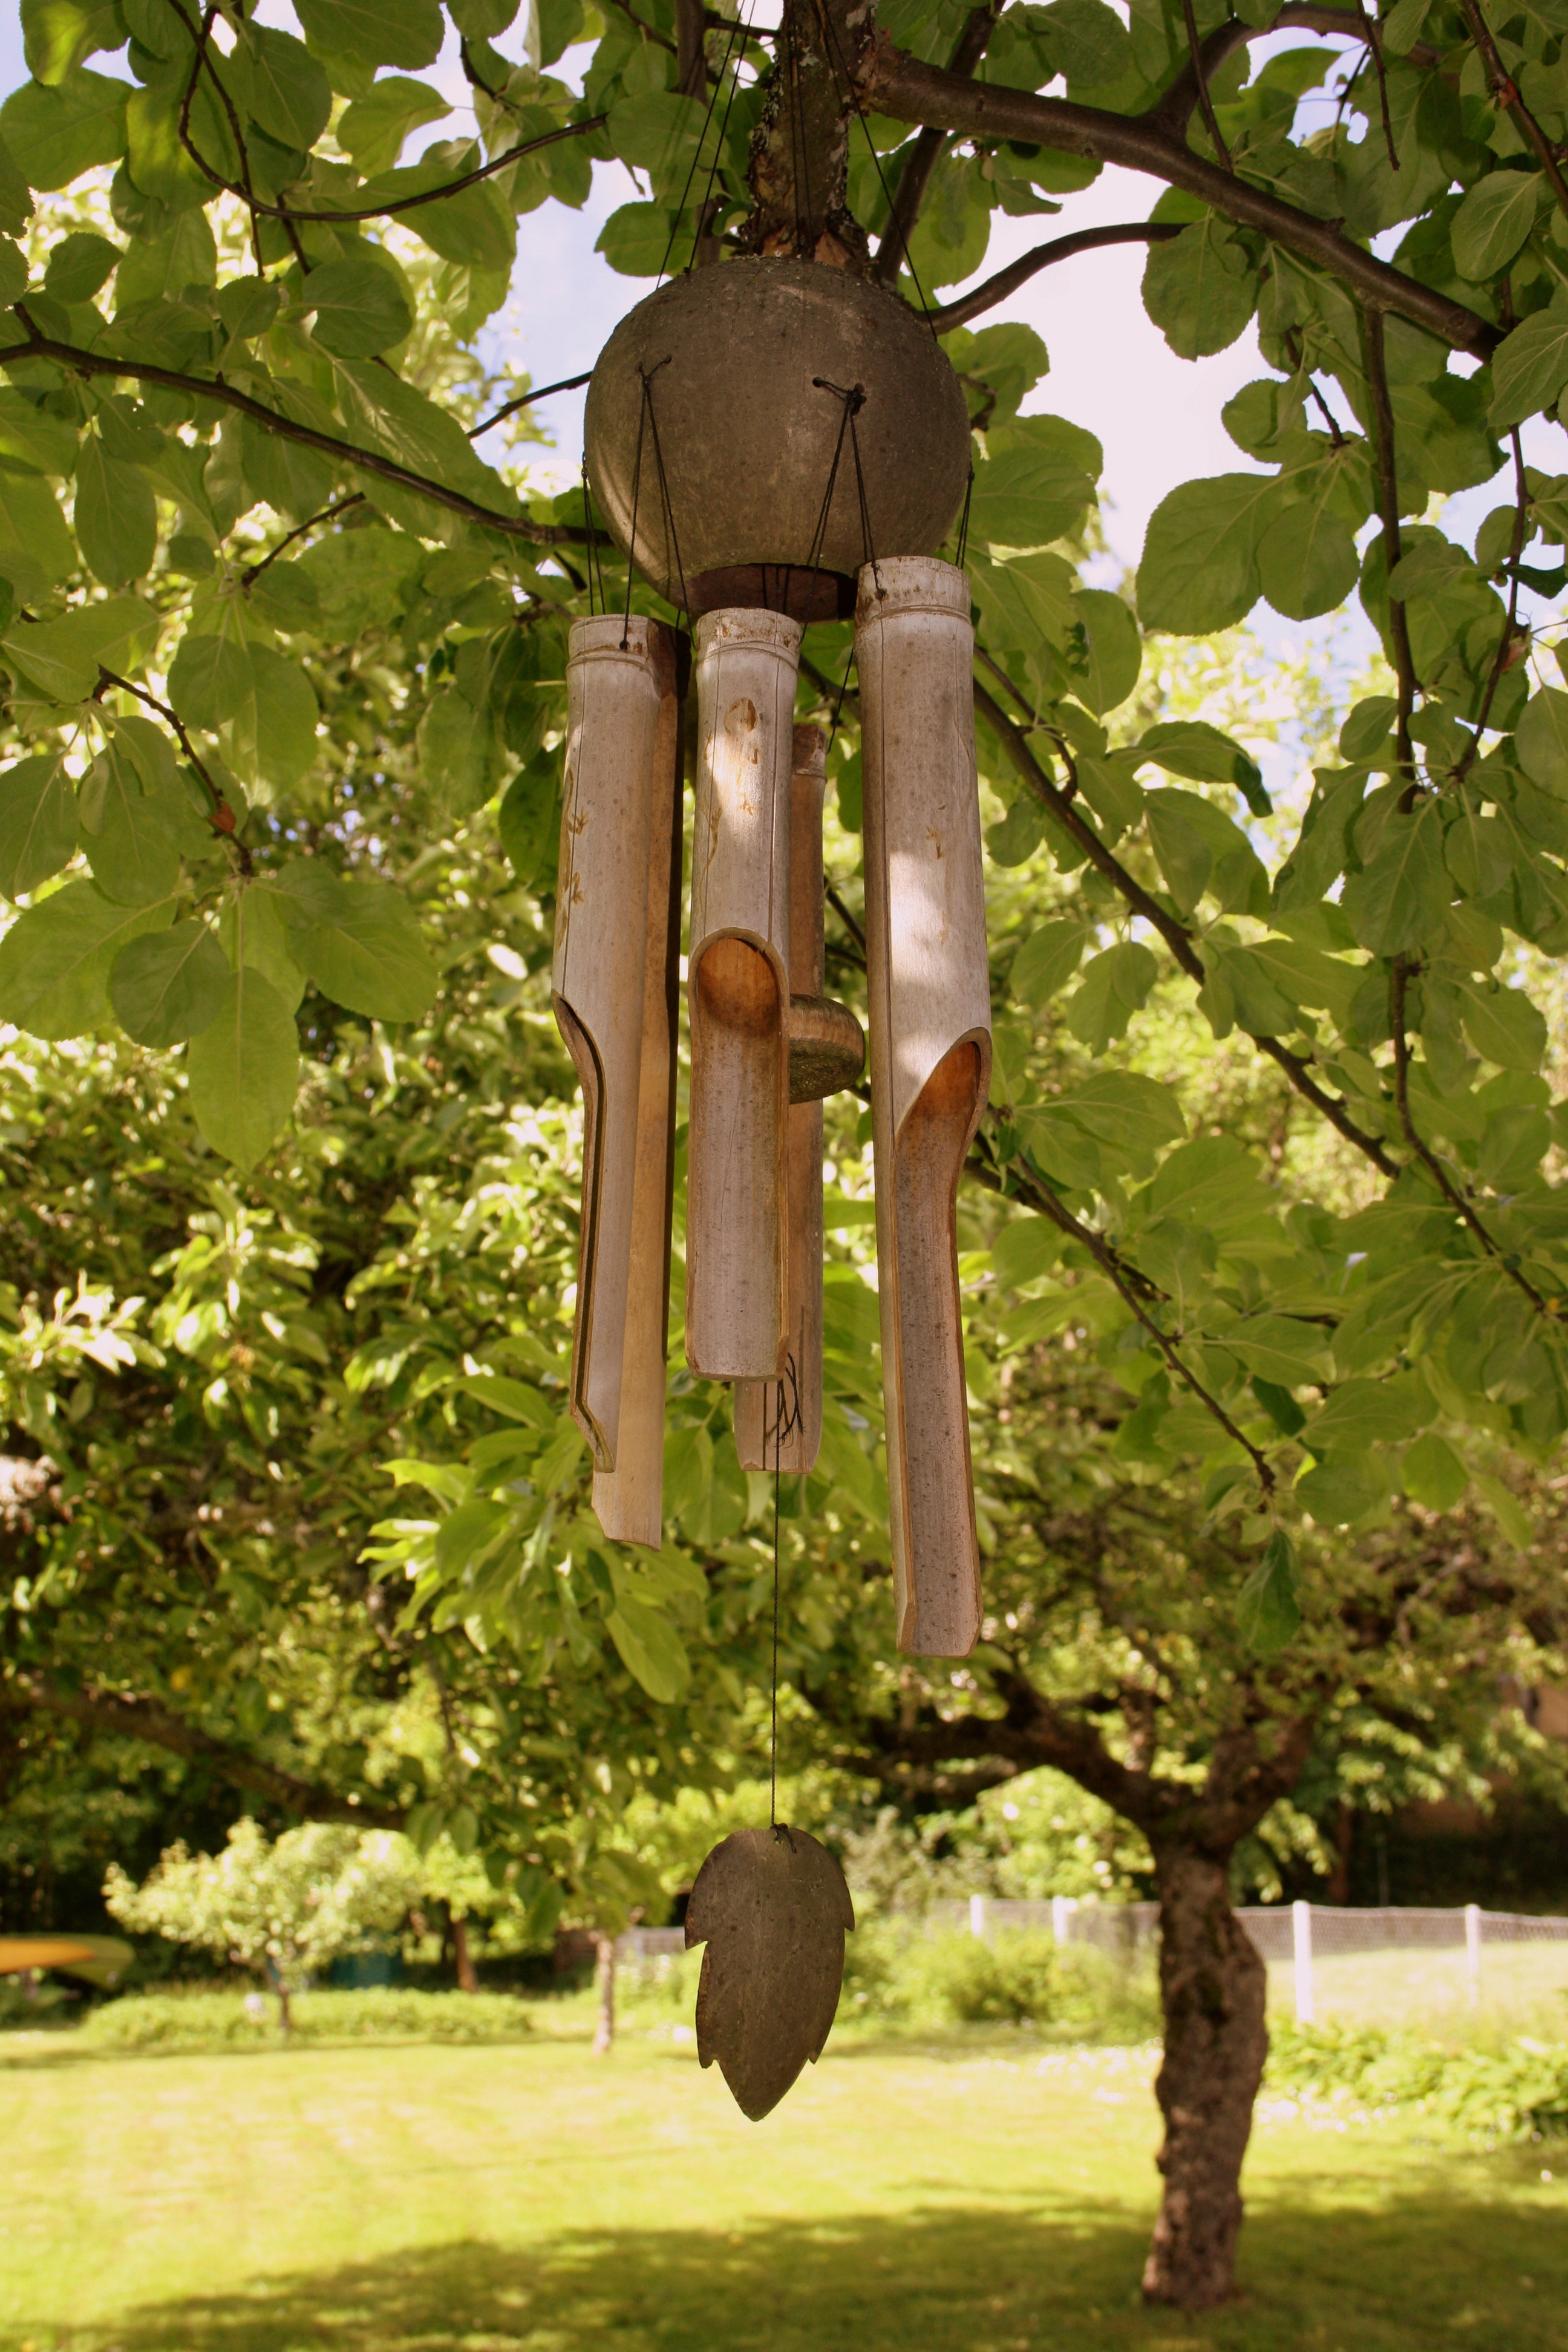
[
  {"x1": 1266, "y1": 2020, "x2": 1568, "y2": 2141},
  {"x1": 75, "y1": 1987, "x2": 534, "y2": 2052}
]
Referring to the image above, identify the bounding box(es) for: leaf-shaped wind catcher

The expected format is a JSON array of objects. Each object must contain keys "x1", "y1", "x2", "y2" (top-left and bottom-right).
[{"x1": 685, "y1": 1826, "x2": 855, "y2": 2120}]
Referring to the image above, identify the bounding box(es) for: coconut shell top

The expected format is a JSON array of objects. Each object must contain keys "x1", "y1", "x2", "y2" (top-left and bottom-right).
[{"x1": 583, "y1": 261, "x2": 972, "y2": 622}]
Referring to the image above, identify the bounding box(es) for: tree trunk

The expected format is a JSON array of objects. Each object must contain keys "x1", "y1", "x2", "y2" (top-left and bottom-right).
[
  {"x1": 1141, "y1": 1841, "x2": 1267, "y2": 2310},
  {"x1": 452, "y1": 1913, "x2": 478, "y2": 1994},
  {"x1": 591, "y1": 1932, "x2": 616, "y2": 2056},
  {"x1": 273, "y1": 1974, "x2": 293, "y2": 2041}
]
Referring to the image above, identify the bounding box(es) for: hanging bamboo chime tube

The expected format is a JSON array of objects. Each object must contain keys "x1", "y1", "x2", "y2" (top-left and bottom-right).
[
  {"x1": 685, "y1": 607, "x2": 802, "y2": 1382},
  {"x1": 857, "y1": 558, "x2": 993, "y2": 1658},
  {"x1": 734, "y1": 722, "x2": 829, "y2": 1474},
  {"x1": 552, "y1": 614, "x2": 685, "y2": 1547}
]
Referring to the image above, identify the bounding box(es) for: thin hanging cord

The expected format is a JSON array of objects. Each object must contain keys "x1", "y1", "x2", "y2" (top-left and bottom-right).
[
  {"x1": 817, "y1": 8, "x2": 938, "y2": 333},
  {"x1": 954, "y1": 462, "x2": 975, "y2": 572},
  {"x1": 767, "y1": 1349, "x2": 802, "y2": 1832},
  {"x1": 621, "y1": 382, "x2": 647, "y2": 650},
  {"x1": 581, "y1": 462, "x2": 601, "y2": 616},
  {"x1": 639, "y1": 358, "x2": 690, "y2": 616},
  {"x1": 661, "y1": 4, "x2": 750, "y2": 284},
  {"x1": 688, "y1": 6, "x2": 752, "y2": 275},
  {"x1": 848, "y1": 399, "x2": 881, "y2": 596},
  {"x1": 826, "y1": 644, "x2": 855, "y2": 760}
]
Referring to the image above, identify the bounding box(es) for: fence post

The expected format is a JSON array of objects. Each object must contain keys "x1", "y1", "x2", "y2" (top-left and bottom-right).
[
  {"x1": 1051, "y1": 1895, "x2": 1072, "y2": 1947},
  {"x1": 969, "y1": 1895, "x2": 987, "y2": 1941},
  {"x1": 1292, "y1": 1900, "x2": 1314, "y2": 2025},
  {"x1": 1466, "y1": 1903, "x2": 1482, "y2": 2013}
]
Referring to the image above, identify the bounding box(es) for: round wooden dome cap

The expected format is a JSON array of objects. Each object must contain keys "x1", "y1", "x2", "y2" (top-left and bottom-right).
[{"x1": 583, "y1": 260, "x2": 972, "y2": 622}]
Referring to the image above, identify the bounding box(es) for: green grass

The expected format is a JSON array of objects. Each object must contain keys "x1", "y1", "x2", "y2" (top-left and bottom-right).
[{"x1": 4, "y1": 2020, "x2": 1567, "y2": 2352}]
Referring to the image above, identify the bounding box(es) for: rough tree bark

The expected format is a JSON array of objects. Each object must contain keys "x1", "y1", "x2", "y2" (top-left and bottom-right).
[
  {"x1": 1140, "y1": 1840, "x2": 1268, "y2": 2308},
  {"x1": 740, "y1": 0, "x2": 876, "y2": 267}
]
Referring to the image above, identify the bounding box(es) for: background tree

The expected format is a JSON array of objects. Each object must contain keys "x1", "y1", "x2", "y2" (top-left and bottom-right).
[{"x1": 105, "y1": 1815, "x2": 422, "y2": 2033}]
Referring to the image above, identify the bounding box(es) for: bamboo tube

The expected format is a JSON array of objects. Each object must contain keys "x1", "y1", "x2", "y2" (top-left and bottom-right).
[
  {"x1": 735, "y1": 724, "x2": 829, "y2": 1474},
  {"x1": 553, "y1": 615, "x2": 684, "y2": 1546},
  {"x1": 685, "y1": 607, "x2": 801, "y2": 1381},
  {"x1": 857, "y1": 558, "x2": 992, "y2": 1658}
]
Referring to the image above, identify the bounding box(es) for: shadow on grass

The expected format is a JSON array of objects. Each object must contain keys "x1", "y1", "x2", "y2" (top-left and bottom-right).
[{"x1": 11, "y1": 2188, "x2": 1568, "y2": 2352}]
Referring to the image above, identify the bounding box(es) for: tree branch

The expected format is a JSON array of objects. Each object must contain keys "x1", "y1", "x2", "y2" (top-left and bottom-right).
[
  {"x1": 1457, "y1": 424, "x2": 1530, "y2": 771},
  {"x1": 1180, "y1": 0, "x2": 1233, "y2": 171},
  {"x1": 924, "y1": 221, "x2": 1182, "y2": 330},
  {"x1": 857, "y1": 36, "x2": 1499, "y2": 358},
  {"x1": 1456, "y1": 0, "x2": 1568, "y2": 221},
  {"x1": 1, "y1": 314, "x2": 587, "y2": 551},
  {"x1": 873, "y1": 1, "x2": 998, "y2": 286},
  {"x1": 1359, "y1": 300, "x2": 1419, "y2": 786},
  {"x1": 8, "y1": 1673, "x2": 403, "y2": 1828}
]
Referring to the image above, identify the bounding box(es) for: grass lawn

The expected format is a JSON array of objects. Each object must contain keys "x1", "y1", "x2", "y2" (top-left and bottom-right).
[{"x1": 3, "y1": 2020, "x2": 1566, "y2": 2352}]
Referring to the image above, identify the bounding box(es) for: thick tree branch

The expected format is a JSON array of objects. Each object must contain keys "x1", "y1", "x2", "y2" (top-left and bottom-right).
[
  {"x1": 873, "y1": 1, "x2": 998, "y2": 285},
  {"x1": 858, "y1": 36, "x2": 1499, "y2": 358},
  {"x1": 1, "y1": 314, "x2": 586, "y2": 551},
  {"x1": 8, "y1": 1674, "x2": 403, "y2": 1828},
  {"x1": 925, "y1": 221, "x2": 1181, "y2": 330}
]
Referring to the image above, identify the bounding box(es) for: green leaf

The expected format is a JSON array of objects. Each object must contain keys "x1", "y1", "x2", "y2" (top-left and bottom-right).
[
  {"x1": 1296, "y1": 1452, "x2": 1392, "y2": 1527},
  {"x1": 243, "y1": 25, "x2": 333, "y2": 149},
  {"x1": 74, "y1": 434, "x2": 157, "y2": 586},
  {"x1": 419, "y1": 685, "x2": 491, "y2": 817},
  {"x1": 0, "y1": 878, "x2": 172, "y2": 1039},
  {"x1": 986, "y1": 793, "x2": 1047, "y2": 867},
  {"x1": 1402, "y1": 1431, "x2": 1468, "y2": 1511},
  {"x1": 1515, "y1": 686, "x2": 1568, "y2": 794},
  {"x1": 336, "y1": 74, "x2": 449, "y2": 175},
  {"x1": 1053, "y1": 1070, "x2": 1186, "y2": 1169},
  {"x1": 1011, "y1": 918, "x2": 1085, "y2": 1007},
  {"x1": 1138, "y1": 475, "x2": 1272, "y2": 633},
  {"x1": 1473, "y1": 1468, "x2": 1533, "y2": 1550},
  {"x1": 1137, "y1": 720, "x2": 1265, "y2": 806},
  {"x1": 1340, "y1": 695, "x2": 1399, "y2": 762},
  {"x1": 0, "y1": 68, "x2": 127, "y2": 189},
  {"x1": 969, "y1": 417, "x2": 1097, "y2": 550},
  {"x1": 83, "y1": 740, "x2": 181, "y2": 906},
  {"x1": 1065, "y1": 939, "x2": 1158, "y2": 1050},
  {"x1": 108, "y1": 919, "x2": 227, "y2": 1046},
  {"x1": 596, "y1": 200, "x2": 684, "y2": 278},
  {"x1": 498, "y1": 755, "x2": 560, "y2": 887},
  {"x1": 113, "y1": 207, "x2": 217, "y2": 307},
  {"x1": 607, "y1": 90, "x2": 707, "y2": 196},
  {"x1": 293, "y1": 526, "x2": 424, "y2": 635},
  {"x1": 185, "y1": 967, "x2": 301, "y2": 1171},
  {"x1": 0, "y1": 470, "x2": 76, "y2": 603},
  {"x1": 1341, "y1": 802, "x2": 1449, "y2": 957},
  {"x1": 2, "y1": 596, "x2": 152, "y2": 704},
  {"x1": 1304, "y1": 1373, "x2": 1433, "y2": 1451},
  {"x1": 1219, "y1": 1312, "x2": 1333, "y2": 1386},
  {"x1": 169, "y1": 636, "x2": 321, "y2": 797},
  {"x1": 1142, "y1": 217, "x2": 1259, "y2": 359},
  {"x1": 1256, "y1": 494, "x2": 1360, "y2": 622},
  {"x1": 1454, "y1": 976, "x2": 1548, "y2": 1071},
  {"x1": 274, "y1": 861, "x2": 437, "y2": 1022},
  {"x1": 305, "y1": 254, "x2": 414, "y2": 358},
  {"x1": 22, "y1": 0, "x2": 126, "y2": 86},
  {"x1": 1450, "y1": 168, "x2": 1547, "y2": 280},
  {"x1": 44, "y1": 227, "x2": 119, "y2": 301},
  {"x1": 0, "y1": 391, "x2": 74, "y2": 480},
  {"x1": 0, "y1": 756, "x2": 77, "y2": 898},
  {"x1": 1236, "y1": 1529, "x2": 1301, "y2": 1655},
  {"x1": 1145, "y1": 789, "x2": 1266, "y2": 916},
  {"x1": 293, "y1": 0, "x2": 443, "y2": 71},
  {"x1": 217, "y1": 883, "x2": 306, "y2": 1014},
  {"x1": 1071, "y1": 588, "x2": 1142, "y2": 713},
  {"x1": 605, "y1": 1598, "x2": 690, "y2": 1703},
  {"x1": 333, "y1": 358, "x2": 517, "y2": 517},
  {"x1": 1489, "y1": 312, "x2": 1568, "y2": 430}
]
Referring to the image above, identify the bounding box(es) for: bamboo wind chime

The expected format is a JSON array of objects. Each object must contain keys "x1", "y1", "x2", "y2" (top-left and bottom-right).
[
  {"x1": 550, "y1": 259, "x2": 992, "y2": 2114},
  {"x1": 555, "y1": 259, "x2": 992, "y2": 1657}
]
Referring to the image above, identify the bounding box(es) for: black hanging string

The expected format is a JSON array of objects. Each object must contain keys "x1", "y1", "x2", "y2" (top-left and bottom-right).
[
  {"x1": 660, "y1": 1, "x2": 751, "y2": 284},
  {"x1": 954, "y1": 462, "x2": 975, "y2": 572},
  {"x1": 766, "y1": 1348, "x2": 803, "y2": 1831},
  {"x1": 581, "y1": 461, "x2": 606, "y2": 616},
  {"x1": 688, "y1": 5, "x2": 752, "y2": 274},
  {"x1": 638, "y1": 358, "x2": 690, "y2": 618},
  {"x1": 619, "y1": 376, "x2": 648, "y2": 650},
  {"x1": 826, "y1": 644, "x2": 856, "y2": 762}
]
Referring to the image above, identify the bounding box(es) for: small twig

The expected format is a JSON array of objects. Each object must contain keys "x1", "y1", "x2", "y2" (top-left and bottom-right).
[
  {"x1": 1455, "y1": 425, "x2": 1529, "y2": 773},
  {"x1": 96, "y1": 665, "x2": 252, "y2": 872},
  {"x1": 1282, "y1": 325, "x2": 1347, "y2": 446},
  {"x1": 241, "y1": 494, "x2": 365, "y2": 587},
  {"x1": 874, "y1": 2, "x2": 998, "y2": 286},
  {"x1": 1360, "y1": 301, "x2": 1419, "y2": 791},
  {"x1": 1389, "y1": 956, "x2": 1560, "y2": 1321},
  {"x1": 825, "y1": 878, "x2": 866, "y2": 950},
  {"x1": 1358, "y1": 6, "x2": 1400, "y2": 173},
  {"x1": 1457, "y1": 0, "x2": 1568, "y2": 220},
  {"x1": 469, "y1": 371, "x2": 594, "y2": 439},
  {"x1": 1180, "y1": 0, "x2": 1233, "y2": 170},
  {"x1": 923, "y1": 223, "x2": 1182, "y2": 332}
]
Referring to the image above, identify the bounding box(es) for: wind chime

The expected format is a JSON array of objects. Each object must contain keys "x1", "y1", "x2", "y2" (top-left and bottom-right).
[{"x1": 550, "y1": 258, "x2": 991, "y2": 2117}]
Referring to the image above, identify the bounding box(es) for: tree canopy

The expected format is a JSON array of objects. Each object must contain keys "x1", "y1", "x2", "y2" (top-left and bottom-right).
[{"x1": 7, "y1": 0, "x2": 1568, "y2": 2311}]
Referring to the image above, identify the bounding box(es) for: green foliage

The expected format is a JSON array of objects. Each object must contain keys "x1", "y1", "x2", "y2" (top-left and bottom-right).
[
  {"x1": 841, "y1": 1923, "x2": 1160, "y2": 2040},
  {"x1": 74, "y1": 1984, "x2": 535, "y2": 2050},
  {"x1": 1266, "y1": 2021, "x2": 1568, "y2": 2143}
]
